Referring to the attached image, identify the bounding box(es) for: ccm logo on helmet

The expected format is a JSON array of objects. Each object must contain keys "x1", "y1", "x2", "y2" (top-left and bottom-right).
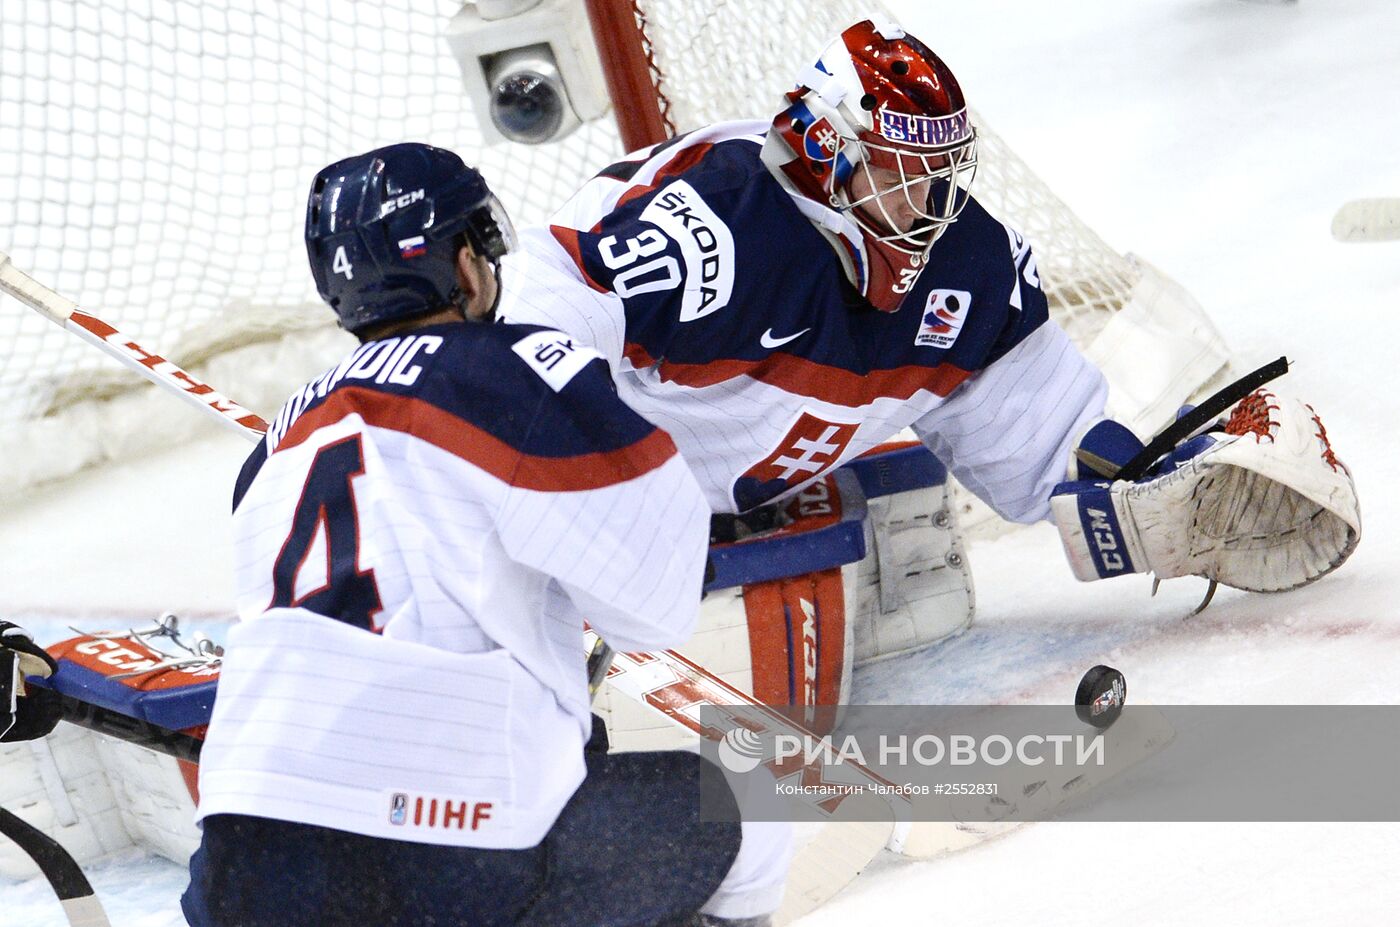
[{"x1": 379, "y1": 189, "x2": 425, "y2": 217}]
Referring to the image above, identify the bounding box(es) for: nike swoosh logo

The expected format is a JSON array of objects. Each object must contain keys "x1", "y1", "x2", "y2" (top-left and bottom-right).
[{"x1": 760, "y1": 327, "x2": 811, "y2": 349}]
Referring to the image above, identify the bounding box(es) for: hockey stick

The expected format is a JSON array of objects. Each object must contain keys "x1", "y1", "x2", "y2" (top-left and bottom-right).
[
  {"x1": 3, "y1": 253, "x2": 898, "y2": 913},
  {"x1": 0, "y1": 807, "x2": 112, "y2": 927},
  {"x1": 1331, "y1": 198, "x2": 1400, "y2": 242},
  {"x1": 0, "y1": 251, "x2": 267, "y2": 441},
  {"x1": 1114, "y1": 355, "x2": 1290, "y2": 482},
  {"x1": 51, "y1": 691, "x2": 204, "y2": 764},
  {"x1": 593, "y1": 632, "x2": 908, "y2": 924}
]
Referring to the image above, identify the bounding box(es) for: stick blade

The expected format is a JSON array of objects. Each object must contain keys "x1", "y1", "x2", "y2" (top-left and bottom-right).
[
  {"x1": 1332, "y1": 198, "x2": 1400, "y2": 242},
  {"x1": 775, "y1": 797, "x2": 896, "y2": 926},
  {"x1": 0, "y1": 807, "x2": 110, "y2": 925}
]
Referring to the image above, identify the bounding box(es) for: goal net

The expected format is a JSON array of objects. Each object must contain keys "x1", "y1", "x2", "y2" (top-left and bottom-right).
[{"x1": 0, "y1": 0, "x2": 1230, "y2": 510}]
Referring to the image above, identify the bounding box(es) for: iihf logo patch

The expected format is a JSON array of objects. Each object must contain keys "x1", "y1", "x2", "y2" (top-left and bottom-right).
[
  {"x1": 389, "y1": 792, "x2": 408, "y2": 826},
  {"x1": 914, "y1": 289, "x2": 972, "y2": 349}
]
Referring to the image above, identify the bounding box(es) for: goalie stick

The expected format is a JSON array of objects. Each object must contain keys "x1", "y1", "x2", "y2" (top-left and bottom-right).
[
  {"x1": 1331, "y1": 198, "x2": 1400, "y2": 242},
  {"x1": 0, "y1": 807, "x2": 111, "y2": 927},
  {"x1": 1, "y1": 253, "x2": 901, "y2": 915},
  {"x1": 1094, "y1": 355, "x2": 1291, "y2": 483},
  {"x1": 591, "y1": 631, "x2": 908, "y2": 925},
  {"x1": 50, "y1": 691, "x2": 204, "y2": 764}
]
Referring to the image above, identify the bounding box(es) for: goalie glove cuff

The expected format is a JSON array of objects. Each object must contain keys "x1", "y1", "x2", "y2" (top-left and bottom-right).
[
  {"x1": 1049, "y1": 481, "x2": 1149, "y2": 581},
  {"x1": 1070, "y1": 419, "x2": 1145, "y2": 480}
]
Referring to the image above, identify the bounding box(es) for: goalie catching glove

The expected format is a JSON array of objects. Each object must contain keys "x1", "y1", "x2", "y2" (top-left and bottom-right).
[
  {"x1": 1, "y1": 620, "x2": 62, "y2": 742},
  {"x1": 1052, "y1": 389, "x2": 1360, "y2": 594}
]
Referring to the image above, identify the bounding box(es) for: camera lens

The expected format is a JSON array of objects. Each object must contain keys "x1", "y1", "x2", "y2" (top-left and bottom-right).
[{"x1": 490, "y1": 70, "x2": 565, "y2": 144}]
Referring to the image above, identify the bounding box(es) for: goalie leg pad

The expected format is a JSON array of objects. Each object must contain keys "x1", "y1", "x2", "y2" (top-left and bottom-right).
[
  {"x1": 599, "y1": 474, "x2": 864, "y2": 750},
  {"x1": 849, "y1": 479, "x2": 974, "y2": 665},
  {"x1": 742, "y1": 569, "x2": 851, "y2": 722},
  {"x1": 600, "y1": 455, "x2": 974, "y2": 750},
  {"x1": 841, "y1": 443, "x2": 974, "y2": 666},
  {"x1": 0, "y1": 620, "x2": 217, "y2": 873}
]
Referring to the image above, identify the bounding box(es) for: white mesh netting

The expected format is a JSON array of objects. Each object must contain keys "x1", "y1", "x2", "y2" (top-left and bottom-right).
[{"x1": 0, "y1": 0, "x2": 1173, "y2": 499}]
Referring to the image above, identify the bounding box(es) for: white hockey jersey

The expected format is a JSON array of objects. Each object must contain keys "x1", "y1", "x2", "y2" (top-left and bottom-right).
[
  {"x1": 195, "y1": 321, "x2": 710, "y2": 849},
  {"x1": 497, "y1": 121, "x2": 1108, "y2": 521}
]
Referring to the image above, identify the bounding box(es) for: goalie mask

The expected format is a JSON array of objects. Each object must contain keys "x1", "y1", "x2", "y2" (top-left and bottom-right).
[
  {"x1": 762, "y1": 19, "x2": 978, "y2": 312},
  {"x1": 305, "y1": 143, "x2": 516, "y2": 334}
]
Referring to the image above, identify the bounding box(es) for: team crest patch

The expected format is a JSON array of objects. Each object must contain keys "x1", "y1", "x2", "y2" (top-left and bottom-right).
[
  {"x1": 914, "y1": 288, "x2": 972, "y2": 349},
  {"x1": 732, "y1": 411, "x2": 859, "y2": 511},
  {"x1": 802, "y1": 115, "x2": 842, "y2": 163}
]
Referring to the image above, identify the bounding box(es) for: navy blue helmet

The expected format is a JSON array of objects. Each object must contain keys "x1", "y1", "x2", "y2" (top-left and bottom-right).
[{"x1": 305, "y1": 143, "x2": 516, "y2": 334}]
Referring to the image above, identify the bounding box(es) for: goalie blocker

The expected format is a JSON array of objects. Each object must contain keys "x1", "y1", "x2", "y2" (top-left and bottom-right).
[{"x1": 1051, "y1": 388, "x2": 1360, "y2": 596}]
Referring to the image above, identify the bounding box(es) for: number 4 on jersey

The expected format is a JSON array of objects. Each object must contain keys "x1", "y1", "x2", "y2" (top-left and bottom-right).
[{"x1": 269, "y1": 435, "x2": 383, "y2": 630}]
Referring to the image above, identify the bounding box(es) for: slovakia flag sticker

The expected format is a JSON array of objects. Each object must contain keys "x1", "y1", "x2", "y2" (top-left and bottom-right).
[
  {"x1": 914, "y1": 288, "x2": 972, "y2": 350},
  {"x1": 397, "y1": 235, "x2": 427, "y2": 259}
]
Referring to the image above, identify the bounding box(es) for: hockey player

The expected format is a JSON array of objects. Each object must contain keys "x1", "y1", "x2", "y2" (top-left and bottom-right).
[
  {"x1": 182, "y1": 144, "x2": 787, "y2": 926},
  {"x1": 496, "y1": 19, "x2": 1358, "y2": 618}
]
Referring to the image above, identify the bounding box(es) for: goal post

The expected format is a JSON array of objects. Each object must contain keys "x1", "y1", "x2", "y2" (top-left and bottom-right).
[{"x1": 583, "y1": 0, "x2": 670, "y2": 152}]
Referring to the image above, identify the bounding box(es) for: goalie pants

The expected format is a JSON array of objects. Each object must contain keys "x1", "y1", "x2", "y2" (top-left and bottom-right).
[{"x1": 182, "y1": 728, "x2": 742, "y2": 926}]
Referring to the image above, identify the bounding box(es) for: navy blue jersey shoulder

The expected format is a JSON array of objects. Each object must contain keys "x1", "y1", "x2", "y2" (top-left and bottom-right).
[
  {"x1": 904, "y1": 194, "x2": 1050, "y2": 371},
  {"x1": 567, "y1": 133, "x2": 1048, "y2": 382},
  {"x1": 233, "y1": 322, "x2": 655, "y2": 510},
  {"x1": 415, "y1": 322, "x2": 656, "y2": 458}
]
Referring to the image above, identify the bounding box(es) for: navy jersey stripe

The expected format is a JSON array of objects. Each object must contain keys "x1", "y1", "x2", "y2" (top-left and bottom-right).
[
  {"x1": 233, "y1": 322, "x2": 670, "y2": 508},
  {"x1": 273, "y1": 386, "x2": 678, "y2": 491}
]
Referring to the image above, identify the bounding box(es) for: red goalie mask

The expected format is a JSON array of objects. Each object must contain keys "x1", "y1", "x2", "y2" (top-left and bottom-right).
[{"x1": 764, "y1": 19, "x2": 978, "y2": 312}]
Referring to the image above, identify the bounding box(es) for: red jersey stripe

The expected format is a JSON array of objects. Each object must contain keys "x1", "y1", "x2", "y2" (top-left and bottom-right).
[
  {"x1": 548, "y1": 225, "x2": 609, "y2": 293},
  {"x1": 274, "y1": 387, "x2": 678, "y2": 492},
  {"x1": 623, "y1": 341, "x2": 974, "y2": 406},
  {"x1": 549, "y1": 140, "x2": 723, "y2": 292},
  {"x1": 613, "y1": 142, "x2": 715, "y2": 212}
]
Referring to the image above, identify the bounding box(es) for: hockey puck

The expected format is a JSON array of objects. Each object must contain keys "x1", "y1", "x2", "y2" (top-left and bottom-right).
[{"x1": 1074, "y1": 664, "x2": 1127, "y2": 729}]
